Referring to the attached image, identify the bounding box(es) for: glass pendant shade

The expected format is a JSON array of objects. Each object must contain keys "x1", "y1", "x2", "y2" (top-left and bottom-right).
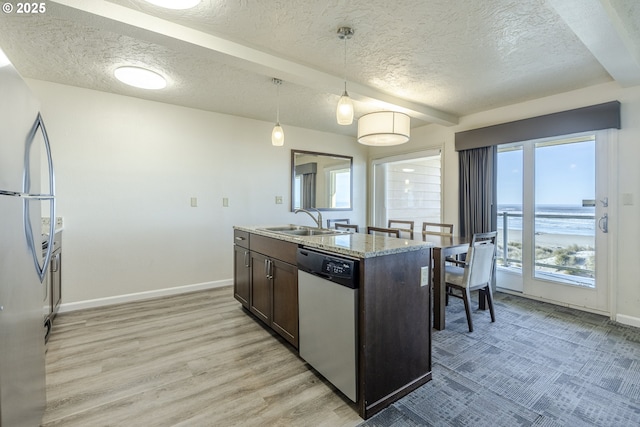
[
  {"x1": 272, "y1": 123, "x2": 284, "y2": 146},
  {"x1": 336, "y1": 91, "x2": 354, "y2": 125},
  {"x1": 357, "y1": 111, "x2": 410, "y2": 146}
]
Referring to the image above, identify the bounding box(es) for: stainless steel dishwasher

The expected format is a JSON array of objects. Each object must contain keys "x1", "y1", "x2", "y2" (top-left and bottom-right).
[{"x1": 297, "y1": 247, "x2": 358, "y2": 402}]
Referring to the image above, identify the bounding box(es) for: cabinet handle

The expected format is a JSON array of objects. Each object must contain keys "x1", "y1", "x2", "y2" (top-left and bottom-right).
[
  {"x1": 269, "y1": 259, "x2": 273, "y2": 279},
  {"x1": 264, "y1": 259, "x2": 269, "y2": 278},
  {"x1": 243, "y1": 251, "x2": 249, "y2": 268},
  {"x1": 235, "y1": 236, "x2": 245, "y2": 241}
]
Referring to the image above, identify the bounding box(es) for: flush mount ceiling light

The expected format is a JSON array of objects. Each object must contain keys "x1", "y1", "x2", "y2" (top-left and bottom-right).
[
  {"x1": 114, "y1": 66, "x2": 167, "y2": 90},
  {"x1": 336, "y1": 26, "x2": 354, "y2": 126},
  {"x1": 144, "y1": 0, "x2": 201, "y2": 9},
  {"x1": 271, "y1": 78, "x2": 284, "y2": 147},
  {"x1": 357, "y1": 111, "x2": 411, "y2": 146}
]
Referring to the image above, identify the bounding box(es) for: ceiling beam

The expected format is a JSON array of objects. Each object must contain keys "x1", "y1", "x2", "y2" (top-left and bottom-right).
[
  {"x1": 50, "y1": 0, "x2": 459, "y2": 126},
  {"x1": 549, "y1": 0, "x2": 640, "y2": 87}
]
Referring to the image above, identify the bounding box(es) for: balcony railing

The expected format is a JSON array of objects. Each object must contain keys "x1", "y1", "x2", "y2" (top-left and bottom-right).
[{"x1": 497, "y1": 211, "x2": 595, "y2": 283}]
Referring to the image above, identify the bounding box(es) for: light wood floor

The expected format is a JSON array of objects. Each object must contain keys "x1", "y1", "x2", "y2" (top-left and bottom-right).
[{"x1": 43, "y1": 286, "x2": 361, "y2": 426}]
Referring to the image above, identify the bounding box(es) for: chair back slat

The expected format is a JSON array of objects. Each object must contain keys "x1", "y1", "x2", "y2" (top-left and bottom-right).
[
  {"x1": 335, "y1": 223, "x2": 359, "y2": 232},
  {"x1": 367, "y1": 226, "x2": 400, "y2": 238},
  {"x1": 422, "y1": 222, "x2": 454, "y2": 236},
  {"x1": 388, "y1": 220, "x2": 414, "y2": 239},
  {"x1": 327, "y1": 218, "x2": 350, "y2": 228}
]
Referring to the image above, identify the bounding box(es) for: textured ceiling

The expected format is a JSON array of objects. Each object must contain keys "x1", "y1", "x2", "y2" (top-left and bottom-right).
[{"x1": 0, "y1": 0, "x2": 639, "y2": 138}]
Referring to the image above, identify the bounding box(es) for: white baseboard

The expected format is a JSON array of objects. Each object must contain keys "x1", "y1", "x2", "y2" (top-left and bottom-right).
[
  {"x1": 58, "y1": 279, "x2": 233, "y2": 313},
  {"x1": 616, "y1": 314, "x2": 640, "y2": 329}
]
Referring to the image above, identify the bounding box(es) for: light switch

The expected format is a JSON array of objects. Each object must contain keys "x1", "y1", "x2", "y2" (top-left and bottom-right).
[
  {"x1": 275, "y1": 196, "x2": 283, "y2": 204},
  {"x1": 622, "y1": 193, "x2": 634, "y2": 206},
  {"x1": 190, "y1": 197, "x2": 197, "y2": 207},
  {"x1": 223, "y1": 197, "x2": 229, "y2": 207}
]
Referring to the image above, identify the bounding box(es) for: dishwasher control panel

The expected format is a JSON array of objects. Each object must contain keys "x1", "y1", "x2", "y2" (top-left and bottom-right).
[
  {"x1": 297, "y1": 248, "x2": 358, "y2": 289},
  {"x1": 322, "y1": 259, "x2": 353, "y2": 277}
]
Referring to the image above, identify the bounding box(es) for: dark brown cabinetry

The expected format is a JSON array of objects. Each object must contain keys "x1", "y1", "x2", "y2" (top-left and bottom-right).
[
  {"x1": 233, "y1": 230, "x2": 250, "y2": 309},
  {"x1": 270, "y1": 258, "x2": 298, "y2": 346},
  {"x1": 232, "y1": 228, "x2": 432, "y2": 419},
  {"x1": 233, "y1": 232, "x2": 299, "y2": 348}
]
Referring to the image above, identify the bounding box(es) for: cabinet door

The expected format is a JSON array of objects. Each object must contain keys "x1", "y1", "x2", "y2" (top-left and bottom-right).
[
  {"x1": 250, "y1": 252, "x2": 271, "y2": 324},
  {"x1": 233, "y1": 245, "x2": 250, "y2": 308},
  {"x1": 271, "y1": 259, "x2": 298, "y2": 348}
]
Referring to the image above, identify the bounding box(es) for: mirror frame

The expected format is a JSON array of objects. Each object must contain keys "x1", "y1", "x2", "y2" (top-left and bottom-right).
[{"x1": 291, "y1": 149, "x2": 353, "y2": 212}]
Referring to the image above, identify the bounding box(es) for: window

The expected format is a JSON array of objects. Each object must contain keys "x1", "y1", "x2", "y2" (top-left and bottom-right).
[{"x1": 371, "y1": 150, "x2": 442, "y2": 226}]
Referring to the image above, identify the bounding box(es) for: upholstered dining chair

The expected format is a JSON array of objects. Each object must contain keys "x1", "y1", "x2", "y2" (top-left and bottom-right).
[
  {"x1": 444, "y1": 231, "x2": 497, "y2": 332},
  {"x1": 388, "y1": 220, "x2": 414, "y2": 239},
  {"x1": 422, "y1": 222, "x2": 454, "y2": 236},
  {"x1": 335, "y1": 223, "x2": 359, "y2": 233},
  {"x1": 367, "y1": 226, "x2": 400, "y2": 238}
]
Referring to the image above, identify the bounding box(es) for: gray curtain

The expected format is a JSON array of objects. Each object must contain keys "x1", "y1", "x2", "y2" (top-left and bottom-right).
[
  {"x1": 458, "y1": 146, "x2": 497, "y2": 238},
  {"x1": 302, "y1": 173, "x2": 316, "y2": 208}
]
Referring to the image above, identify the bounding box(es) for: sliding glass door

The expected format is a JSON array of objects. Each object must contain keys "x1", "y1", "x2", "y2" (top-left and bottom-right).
[{"x1": 497, "y1": 132, "x2": 610, "y2": 314}]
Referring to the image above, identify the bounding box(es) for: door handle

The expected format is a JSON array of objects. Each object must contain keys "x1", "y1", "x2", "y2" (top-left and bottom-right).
[{"x1": 598, "y1": 213, "x2": 608, "y2": 233}]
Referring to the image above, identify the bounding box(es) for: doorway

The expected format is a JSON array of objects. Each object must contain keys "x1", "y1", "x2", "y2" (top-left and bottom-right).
[{"x1": 496, "y1": 132, "x2": 612, "y2": 314}]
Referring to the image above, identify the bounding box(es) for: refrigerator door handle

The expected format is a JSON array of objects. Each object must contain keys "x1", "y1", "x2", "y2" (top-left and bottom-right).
[
  {"x1": 22, "y1": 113, "x2": 56, "y2": 282},
  {"x1": 0, "y1": 190, "x2": 55, "y2": 199}
]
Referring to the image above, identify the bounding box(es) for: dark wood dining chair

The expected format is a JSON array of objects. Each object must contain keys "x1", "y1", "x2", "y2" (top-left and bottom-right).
[
  {"x1": 327, "y1": 218, "x2": 350, "y2": 228},
  {"x1": 444, "y1": 231, "x2": 497, "y2": 332},
  {"x1": 335, "y1": 223, "x2": 359, "y2": 232},
  {"x1": 388, "y1": 220, "x2": 414, "y2": 239},
  {"x1": 422, "y1": 222, "x2": 454, "y2": 236},
  {"x1": 367, "y1": 226, "x2": 400, "y2": 238}
]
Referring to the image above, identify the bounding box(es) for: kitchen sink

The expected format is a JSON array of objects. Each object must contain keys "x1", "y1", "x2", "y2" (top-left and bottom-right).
[{"x1": 260, "y1": 225, "x2": 348, "y2": 236}]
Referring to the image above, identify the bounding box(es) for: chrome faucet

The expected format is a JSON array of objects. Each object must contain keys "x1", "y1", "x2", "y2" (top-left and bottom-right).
[{"x1": 294, "y1": 208, "x2": 323, "y2": 229}]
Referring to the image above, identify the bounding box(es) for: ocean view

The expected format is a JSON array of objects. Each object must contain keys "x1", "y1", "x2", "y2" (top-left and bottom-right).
[
  {"x1": 497, "y1": 204, "x2": 596, "y2": 283},
  {"x1": 498, "y1": 204, "x2": 595, "y2": 236}
]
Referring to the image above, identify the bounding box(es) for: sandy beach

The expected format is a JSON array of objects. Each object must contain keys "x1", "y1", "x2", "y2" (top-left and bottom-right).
[{"x1": 498, "y1": 229, "x2": 594, "y2": 248}]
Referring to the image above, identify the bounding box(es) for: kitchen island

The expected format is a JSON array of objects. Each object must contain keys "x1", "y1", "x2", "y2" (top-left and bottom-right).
[{"x1": 233, "y1": 225, "x2": 433, "y2": 420}]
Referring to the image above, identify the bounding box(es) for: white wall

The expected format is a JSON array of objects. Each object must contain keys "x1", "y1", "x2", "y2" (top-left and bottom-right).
[
  {"x1": 369, "y1": 81, "x2": 640, "y2": 325},
  {"x1": 27, "y1": 80, "x2": 367, "y2": 308},
  {"x1": 30, "y1": 77, "x2": 640, "y2": 325}
]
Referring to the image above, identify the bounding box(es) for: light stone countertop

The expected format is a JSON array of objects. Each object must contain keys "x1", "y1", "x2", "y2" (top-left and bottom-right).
[{"x1": 234, "y1": 225, "x2": 433, "y2": 259}]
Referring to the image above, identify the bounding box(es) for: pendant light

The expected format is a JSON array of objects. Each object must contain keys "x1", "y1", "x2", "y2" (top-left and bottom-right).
[
  {"x1": 357, "y1": 111, "x2": 411, "y2": 146},
  {"x1": 271, "y1": 78, "x2": 284, "y2": 147},
  {"x1": 336, "y1": 27, "x2": 354, "y2": 125}
]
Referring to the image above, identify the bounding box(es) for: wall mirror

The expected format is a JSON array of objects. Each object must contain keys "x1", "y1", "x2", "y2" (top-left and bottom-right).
[{"x1": 291, "y1": 150, "x2": 353, "y2": 211}]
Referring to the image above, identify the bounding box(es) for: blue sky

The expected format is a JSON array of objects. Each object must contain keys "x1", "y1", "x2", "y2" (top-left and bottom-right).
[{"x1": 497, "y1": 140, "x2": 595, "y2": 206}]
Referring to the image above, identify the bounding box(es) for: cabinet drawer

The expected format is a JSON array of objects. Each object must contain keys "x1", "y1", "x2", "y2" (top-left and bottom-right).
[
  {"x1": 233, "y1": 229, "x2": 250, "y2": 248},
  {"x1": 250, "y1": 234, "x2": 297, "y2": 265}
]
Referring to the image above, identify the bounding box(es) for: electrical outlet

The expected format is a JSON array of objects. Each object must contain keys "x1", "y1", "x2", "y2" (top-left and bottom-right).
[
  {"x1": 275, "y1": 196, "x2": 283, "y2": 204},
  {"x1": 223, "y1": 197, "x2": 229, "y2": 207},
  {"x1": 190, "y1": 197, "x2": 198, "y2": 207},
  {"x1": 420, "y1": 266, "x2": 430, "y2": 287},
  {"x1": 55, "y1": 217, "x2": 63, "y2": 227}
]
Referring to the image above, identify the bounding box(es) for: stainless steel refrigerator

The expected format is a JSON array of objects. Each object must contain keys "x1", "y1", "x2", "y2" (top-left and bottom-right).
[{"x1": 0, "y1": 48, "x2": 56, "y2": 426}]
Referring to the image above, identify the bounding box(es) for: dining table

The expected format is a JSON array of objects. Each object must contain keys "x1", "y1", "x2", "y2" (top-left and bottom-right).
[{"x1": 419, "y1": 234, "x2": 472, "y2": 330}]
